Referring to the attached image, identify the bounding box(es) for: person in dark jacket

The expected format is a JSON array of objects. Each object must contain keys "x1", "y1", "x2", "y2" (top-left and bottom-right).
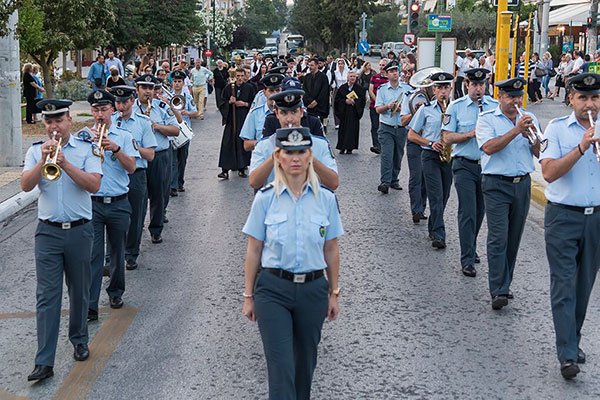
[{"x1": 302, "y1": 58, "x2": 330, "y2": 126}]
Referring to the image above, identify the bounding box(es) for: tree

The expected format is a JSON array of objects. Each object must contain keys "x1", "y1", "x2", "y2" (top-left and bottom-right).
[
  {"x1": 18, "y1": 0, "x2": 116, "y2": 97},
  {"x1": 196, "y1": 8, "x2": 236, "y2": 50},
  {"x1": 233, "y1": 0, "x2": 280, "y2": 49},
  {"x1": 367, "y1": 5, "x2": 405, "y2": 44},
  {"x1": 106, "y1": 0, "x2": 148, "y2": 63},
  {"x1": 0, "y1": 0, "x2": 22, "y2": 37},
  {"x1": 272, "y1": 0, "x2": 288, "y2": 28},
  {"x1": 146, "y1": 0, "x2": 201, "y2": 48}
]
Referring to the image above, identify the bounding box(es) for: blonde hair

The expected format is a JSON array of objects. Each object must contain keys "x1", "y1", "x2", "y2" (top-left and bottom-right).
[
  {"x1": 272, "y1": 148, "x2": 320, "y2": 197},
  {"x1": 22, "y1": 63, "x2": 32, "y2": 74},
  {"x1": 32, "y1": 64, "x2": 39, "y2": 73}
]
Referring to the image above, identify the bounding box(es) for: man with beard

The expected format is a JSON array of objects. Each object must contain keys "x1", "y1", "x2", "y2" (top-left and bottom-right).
[
  {"x1": 302, "y1": 58, "x2": 330, "y2": 127},
  {"x1": 334, "y1": 69, "x2": 366, "y2": 154}
]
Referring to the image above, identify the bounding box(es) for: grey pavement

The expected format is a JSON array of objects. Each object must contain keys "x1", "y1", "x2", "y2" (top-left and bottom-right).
[{"x1": 2, "y1": 92, "x2": 600, "y2": 399}]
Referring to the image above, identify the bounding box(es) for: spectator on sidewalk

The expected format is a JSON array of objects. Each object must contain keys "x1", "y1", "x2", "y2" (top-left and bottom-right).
[
  {"x1": 541, "y1": 51, "x2": 553, "y2": 98},
  {"x1": 213, "y1": 60, "x2": 229, "y2": 110},
  {"x1": 190, "y1": 58, "x2": 214, "y2": 120},
  {"x1": 32, "y1": 64, "x2": 45, "y2": 122},
  {"x1": 105, "y1": 49, "x2": 124, "y2": 77},
  {"x1": 22, "y1": 63, "x2": 43, "y2": 124},
  {"x1": 105, "y1": 66, "x2": 126, "y2": 92},
  {"x1": 528, "y1": 53, "x2": 544, "y2": 105},
  {"x1": 87, "y1": 55, "x2": 109, "y2": 91}
]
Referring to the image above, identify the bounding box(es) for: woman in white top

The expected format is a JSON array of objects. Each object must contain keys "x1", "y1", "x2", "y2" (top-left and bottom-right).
[{"x1": 333, "y1": 59, "x2": 348, "y2": 129}]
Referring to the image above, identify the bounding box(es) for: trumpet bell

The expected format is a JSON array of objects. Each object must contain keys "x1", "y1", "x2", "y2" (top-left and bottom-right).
[
  {"x1": 170, "y1": 94, "x2": 186, "y2": 111},
  {"x1": 42, "y1": 163, "x2": 61, "y2": 181},
  {"x1": 409, "y1": 67, "x2": 445, "y2": 88}
]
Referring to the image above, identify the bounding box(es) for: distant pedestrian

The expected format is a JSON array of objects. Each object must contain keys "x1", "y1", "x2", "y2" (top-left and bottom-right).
[
  {"x1": 87, "y1": 55, "x2": 109, "y2": 91},
  {"x1": 541, "y1": 52, "x2": 554, "y2": 97},
  {"x1": 105, "y1": 49, "x2": 125, "y2": 77},
  {"x1": 334, "y1": 70, "x2": 366, "y2": 154},
  {"x1": 22, "y1": 63, "x2": 43, "y2": 124},
  {"x1": 191, "y1": 58, "x2": 214, "y2": 119},
  {"x1": 302, "y1": 57, "x2": 330, "y2": 127},
  {"x1": 367, "y1": 59, "x2": 388, "y2": 154},
  {"x1": 213, "y1": 59, "x2": 229, "y2": 109}
]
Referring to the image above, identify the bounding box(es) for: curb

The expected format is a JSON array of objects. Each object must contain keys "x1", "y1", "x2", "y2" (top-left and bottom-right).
[
  {"x1": 0, "y1": 188, "x2": 39, "y2": 223},
  {"x1": 530, "y1": 180, "x2": 547, "y2": 207}
]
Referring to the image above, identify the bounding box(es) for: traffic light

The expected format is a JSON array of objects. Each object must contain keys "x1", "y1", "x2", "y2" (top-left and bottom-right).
[
  {"x1": 356, "y1": 20, "x2": 361, "y2": 30},
  {"x1": 410, "y1": 1, "x2": 420, "y2": 29},
  {"x1": 589, "y1": 17, "x2": 593, "y2": 29},
  {"x1": 366, "y1": 18, "x2": 373, "y2": 30}
]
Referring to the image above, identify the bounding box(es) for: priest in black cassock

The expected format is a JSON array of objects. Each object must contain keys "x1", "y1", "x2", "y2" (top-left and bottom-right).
[
  {"x1": 217, "y1": 68, "x2": 255, "y2": 179},
  {"x1": 334, "y1": 69, "x2": 366, "y2": 154}
]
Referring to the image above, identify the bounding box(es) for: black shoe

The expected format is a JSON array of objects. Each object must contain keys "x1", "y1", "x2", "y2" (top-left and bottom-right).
[
  {"x1": 169, "y1": 188, "x2": 178, "y2": 197},
  {"x1": 507, "y1": 290, "x2": 514, "y2": 300},
  {"x1": 578, "y1": 347, "x2": 586, "y2": 364},
  {"x1": 428, "y1": 233, "x2": 435, "y2": 241},
  {"x1": 109, "y1": 296, "x2": 123, "y2": 309},
  {"x1": 377, "y1": 183, "x2": 389, "y2": 194},
  {"x1": 87, "y1": 309, "x2": 98, "y2": 322},
  {"x1": 151, "y1": 234, "x2": 162, "y2": 244},
  {"x1": 27, "y1": 365, "x2": 53, "y2": 381},
  {"x1": 432, "y1": 239, "x2": 446, "y2": 249},
  {"x1": 125, "y1": 259, "x2": 138, "y2": 271},
  {"x1": 390, "y1": 183, "x2": 402, "y2": 190},
  {"x1": 462, "y1": 265, "x2": 476, "y2": 277},
  {"x1": 475, "y1": 253, "x2": 481, "y2": 264},
  {"x1": 560, "y1": 360, "x2": 580, "y2": 380},
  {"x1": 73, "y1": 344, "x2": 89, "y2": 361},
  {"x1": 420, "y1": 214, "x2": 428, "y2": 220},
  {"x1": 347, "y1": 149, "x2": 353, "y2": 154},
  {"x1": 370, "y1": 146, "x2": 381, "y2": 154},
  {"x1": 491, "y1": 295, "x2": 508, "y2": 310},
  {"x1": 238, "y1": 170, "x2": 248, "y2": 178},
  {"x1": 339, "y1": 149, "x2": 345, "y2": 154},
  {"x1": 217, "y1": 171, "x2": 229, "y2": 180},
  {"x1": 103, "y1": 267, "x2": 110, "y2": 277},
  {"x1": 412, "y1": 212, "x2": 423, "y2": 224},
  {"x1": 177, "y1": 186, "x2": 185, "y2": 192}
]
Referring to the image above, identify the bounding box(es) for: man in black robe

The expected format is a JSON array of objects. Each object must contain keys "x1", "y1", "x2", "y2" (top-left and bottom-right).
[
  {"x1": 303, "y1": 57, "x2": 330, "y2": 126},
  {"x1": 334, "y1": 69, "x2": 366, "y2": 154},
  {"x1": 217, "y1": 68, "x2": 255, "y2": 179}
]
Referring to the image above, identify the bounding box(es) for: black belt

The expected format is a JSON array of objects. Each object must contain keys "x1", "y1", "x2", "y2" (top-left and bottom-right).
[
  {"x1": 134, "y1": 167, "x2": 146, "y2": 172},
  {"x1": 454, "y1": 156, "x2": 481, "y2": 165},
  {"x1": 548, "y1": 202, "x2": 600, "y2": 215},
  {"x1": 380, "y1": 122, "x2": 404, "y2": 129},
  {"x1": 92, "y1": 194, "x2": 128, "y2": 204},
  {"x1": 484, "y1": 173, "x2": 529, "y2": 183},
  {"x1": 262, "y1": 268, "x2": 324, "y2": 283},
  {"x1": 155, "y1": 149, "x2": 168, "y2": 154},
  {"x1": 39, "y1": 218, "x2": 90, "y2": 230}
]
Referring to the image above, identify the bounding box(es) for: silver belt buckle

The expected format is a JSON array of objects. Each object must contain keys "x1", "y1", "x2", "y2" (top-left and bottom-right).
[
  {"x1": 61, "y1": 222, "x2": 71, "y2": 230},
  {"x1": 103, "y1": 197, "x2": 112, "y2": 204},
  {"x1": 584, "y1": 207, "x2": 594, "y2": 215},
  {"x1": 293, "y1": 274, "x2": 306, "y2": 283},
  {"x1": 513, "y1": 177, "x2": 521, "y2": 183}
]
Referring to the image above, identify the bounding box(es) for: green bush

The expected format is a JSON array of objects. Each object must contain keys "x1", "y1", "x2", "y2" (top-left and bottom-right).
[
  {"x1": 59, "y1": 70, "x2": 80, "y2": 82},
  {"x1": 54, "y1": 80, "x2": 90, "y2": 101}
]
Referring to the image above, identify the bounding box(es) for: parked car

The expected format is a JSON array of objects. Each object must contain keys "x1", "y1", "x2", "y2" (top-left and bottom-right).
[
  {"x1": 369, "y1": 44, "x2": 382, "y2": 57},
  {"x1": 262, "y1": 46, "x2": 278, "y2": 57},
  {"x1": 382, "y1": 42, "x2": 393, "y2": 58},
  {"x1": 231, "y1": 49, "x2": 248, "y2": 59}
]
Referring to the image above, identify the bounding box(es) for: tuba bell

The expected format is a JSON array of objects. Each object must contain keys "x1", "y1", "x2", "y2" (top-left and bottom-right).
[{"x1": 407, "y1": 67, "x2": 444, "y2": 114}]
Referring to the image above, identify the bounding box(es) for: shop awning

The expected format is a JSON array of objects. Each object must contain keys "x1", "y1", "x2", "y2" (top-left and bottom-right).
[{"x1": 519, "y1": 2, "x2": 590, "y2": 27}]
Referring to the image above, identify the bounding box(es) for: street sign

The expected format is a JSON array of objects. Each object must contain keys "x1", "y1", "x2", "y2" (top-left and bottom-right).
[
  {"x1": 403, "y1": 33, "x2": 416, "y2": 46},
  {"x1": 358, "y1": 41, "x2": 370, "y2": 54},
  {"x1": 427, "y1": 15, "x2": 452, "y2": 32},
  {"x1": 562, "y1": 42, "x2": 573, "y2": 52},
  {"x1": 205, "y1": 49, "x2": 213, "y2": 57}
]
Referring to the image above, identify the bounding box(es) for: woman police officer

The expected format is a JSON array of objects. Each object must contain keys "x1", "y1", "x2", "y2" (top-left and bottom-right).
[{"x1": 242, "y1": 126, "x2": 343, "y2": 400}]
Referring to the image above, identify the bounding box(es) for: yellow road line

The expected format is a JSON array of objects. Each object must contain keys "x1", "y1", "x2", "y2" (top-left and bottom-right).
[{"x1": 531, "y1": 180, "x2": 547, "y2": 207}]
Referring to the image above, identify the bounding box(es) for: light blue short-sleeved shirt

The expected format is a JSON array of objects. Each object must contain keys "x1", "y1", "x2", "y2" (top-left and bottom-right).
[
  {"x1": 249, "y1": 134, "x2": 338, "y2": 184},
  {"x1": 476, "y1": 106, "x2": 540, "y2": 176},
  {"x1": 540, "y1": 112, "x2": 600, "y2": 206},
  {"x1": 111, "y1": 111, "x2": 157, "y2": 169},
  {"x1": 399, "y1": 90, "x2": 414, "y2": 117},
  {"x1": 133, "y1": 99, "x2": 178, "y2": 151},
  {"x1": 242, "y1": 183, "x2": 344, "y2": 273},
  {"x1": 375, "y1": 81, "x2": 412, "y2": 126},
  {"x1": 240, "y1": 102, "x2": 272, "y2": 141},
  {"x1": 407, "y1": 99, "x2": 445, "y2": 150},
  {"x1": 251, "y1": 90, "x2": 267, "y2": 109},
  {"x1": 442, "y1": 95, "x2": 499, "y2": 160},
  {"x1": 24, "y1": 134, "x2": 103, "y2": 222},
  {"x1": 93, "y1": 124, "x2": 140, "y2": 197}
]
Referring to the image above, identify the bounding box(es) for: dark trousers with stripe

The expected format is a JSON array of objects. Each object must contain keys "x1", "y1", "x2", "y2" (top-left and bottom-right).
[
  {"x1": 34, "y1": 222, "x2": 93, "y2": 366},
  {"x1": 452, "y1": 158, "x2": 484, "y2": 266},
  {"x1": 378, "y1": 124, "x2": 407, "y2": 186},
  {"x1": 254, "y1": 271, "x2": 329, "y2": 400},
  {"x1": 89, "y1": 198, "x2": 131, "y2": 311},
  {"x1": 164, "y1": 146, "x2": 173, "y2": 211},
  {"x1": 407, "y1": 141, "x2": 427, "y2": 215},
  {"x1": 421, "y1": 150, "x2": 452, "y2": 241},
  {"x1": 125, "y1": 169, "x2": 147, "y2": 263},
  {"x1": 147, "y1": 149, "x2": 169, "y2": 236},
  {"x1": 545, "y1": 204, "x2": 600, "y2": 363},
  {"x1": 482, "y1": 175, "x2": 530, "y2": 297},
  {"x1": 369, "y1": 107, "x2": 380, "y2": 150}
]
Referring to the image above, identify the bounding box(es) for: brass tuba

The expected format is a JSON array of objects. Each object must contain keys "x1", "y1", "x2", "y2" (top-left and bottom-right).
[
  {"x1": 438, "y1": 98, "x2": 452, "y2": 163},
  {"x1": 408, "y1": 67, "x2": 444, "y2": 114},
  {"x1": 41, "y1": 131, "x2": 62, "y2": 181}
]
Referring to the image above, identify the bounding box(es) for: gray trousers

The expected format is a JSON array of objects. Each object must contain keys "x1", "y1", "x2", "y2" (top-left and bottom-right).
[
  {"x1": 125, "y1": 169, "x2": 148, "y2": 263},
  {"x1": 406, "y1": 141, "x2": 427, "y2": 215},
  {"x1": 545, "y1": 204, "x2": 600, "y2": 363},
  {"x1": 34, "y1": 221, "x2": 93, "y2": 366},
  {"x1": 378, "y1": 124, "x2": 407, "y2": 186},
  {"x1": 482, "y1": 175, "x2": 530, "y2": 297},
  {"x1": 89, "y1": 198, "x2": 131, "y2": 311},
  {"x1": 170, "y1": 142, "x2": 190, "y2": 189},
  {"x1": 368, "y1": 108, "x2": 380, "y2": 149},
  {"x1": 254, "y1": 270, "x2": 329, "y2": 400},
  {"x1": 452, "y1": 158, "x2": 484, "y2": 266},
  {"x1": 147, "y1": 149, "x2": 169, "y2": 235},
  {"x1": 164, "y1": 146, "x2": 173, "y2": 211},
  {"x1": 421, "y1": 150, "x2": 453, "y2": 241}
]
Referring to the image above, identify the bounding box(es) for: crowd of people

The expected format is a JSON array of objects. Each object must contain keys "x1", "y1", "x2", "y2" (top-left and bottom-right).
[{"x1": 17, "y1": 42, "x2": 600, "y2": 398}]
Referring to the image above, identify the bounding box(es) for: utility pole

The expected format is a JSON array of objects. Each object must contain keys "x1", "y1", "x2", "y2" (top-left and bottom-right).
[
  {"x1": 0, "y1": 11, "x2": 22, "y2": 167},
  {"x1": 590, "y1": 0, "x2": 598, "y2": 55},
  {"x1": 540, "y1": 0, "x2": 550, "y2": 56},
  {"x1": 434, "y1": 0, "x2": 445, "y2": 67}
]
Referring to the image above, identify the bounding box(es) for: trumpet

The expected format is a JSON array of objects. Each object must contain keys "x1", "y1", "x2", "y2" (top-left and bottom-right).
[
  {"x1": 92, "y1": 124, "x2": 107, "y2": 162},
  {"x1": 41, "y1": 131, "x2": 62, "y2": 181},
  {"x1": 439, "y1": 98, "x2": 452, "y2": 163},
  {"x1": 588, "y1": 110, "x2": 600, "y2": 162},
  {"x1": 515, "y1": 105, "x2": 544, "y2": 146},
  {"x1": 162, "y1": 89, "x2": 186, "y2": 111}
]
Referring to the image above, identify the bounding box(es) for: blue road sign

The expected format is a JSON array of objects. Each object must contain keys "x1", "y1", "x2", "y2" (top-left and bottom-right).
[{"x1": 358, "y1": 41, "x2": 370, "y2": 54}]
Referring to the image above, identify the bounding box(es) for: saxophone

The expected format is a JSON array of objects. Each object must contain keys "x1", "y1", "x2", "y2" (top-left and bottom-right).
[
  {"x1": 438, "y1": 98, "x2": 452, "y2": 163},
  {"x1": 144, "y1": 101, "x2": 152, "y2": 117}
]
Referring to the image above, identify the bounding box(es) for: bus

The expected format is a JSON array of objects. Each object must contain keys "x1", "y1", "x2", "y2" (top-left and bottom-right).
[{"x1": 286, "y1": 34, "x2": 305, "y2": 55}]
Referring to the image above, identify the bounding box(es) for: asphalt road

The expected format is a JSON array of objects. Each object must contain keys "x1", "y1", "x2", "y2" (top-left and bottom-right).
[{"x1": 1, "y1": 93, "x2": 600, "y2": 399}]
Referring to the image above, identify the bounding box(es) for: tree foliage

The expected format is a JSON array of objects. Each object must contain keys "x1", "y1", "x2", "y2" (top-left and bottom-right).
[
  {"x1": 106, "y1": 0, "x2": 148, "y2": 62},
  {"x1": 196, "y1": 8, "x2": 237, "y2": 49},
  {"x1": 232, "y1": 0, "x2": 280, "y2": 49},
  {"x1": 146, "y1": 0, "x2": 201, "y2": 48},
  {"x1": 0, "y1": 0, "x2": 22, "y2": 37},
  {"x1": 367, "y1": 5, "x2": 405, "y2": 44}
]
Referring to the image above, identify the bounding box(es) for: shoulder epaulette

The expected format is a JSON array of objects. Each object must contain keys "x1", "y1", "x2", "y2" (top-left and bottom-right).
[
  {"x1": 480, "y1": 109, "x2": 495, "y2": 116},
  {"x1": 547, "y1": 115, "x2": 569, "y2": 126},
  {"x1": 32, "y1": 140, "x2": 43, "y2": 145},
  {"x1": 158, "y1": 101, "x2": 167, "y2": 109},
  {"x1": 74, "y1": 127, "x2": 94, "y2": 142},
  {"x1": 311, "y1": 134, "x2": 328, "y2": 141},
  {"x1": 260, "y1": 183, "x2": 274, "y2": 192},
  {"x1": 134, "y1": 112, "x2": 150, "y2": 120}
]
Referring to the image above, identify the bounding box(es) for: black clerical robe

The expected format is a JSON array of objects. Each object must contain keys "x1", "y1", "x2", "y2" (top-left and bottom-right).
[
  {"x1": 334, "y1": 83, "x2": 366, "y2": 151},
  {"x1": 218, "y1": 82, "x2": 255, "y2": 171},
  {"x1": 302, "y1": 71, "x2": 330, "y2": 120}
]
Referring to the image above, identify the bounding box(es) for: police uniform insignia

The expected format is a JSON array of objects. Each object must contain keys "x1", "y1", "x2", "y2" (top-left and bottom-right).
[
  {"x1": 270, "y1": 76, "x2": 278, "y2": 83},
  {"x1": 145, "y1": 75, "x2": 152, "y2": 82},
  {"x1": 513, "y1": 80, "x2": 523, "y2": 89},
  {"x1": 442, "y1": 114, "x2": 451, "y2": 125},
  {"x1": 33, "y1": 140, "x2": 43, "y2": 145},
  {"x1": 93, "y1": 91, "x2": 103, "y2": 100},
  {"x1": 288, "y1": 130, "x2": 303, "y2": 143},
  {"x1": 474, "y1": 70, "x2": 483, "y2": 79},
  {"x1": 284, "y1": 94, "x2": 295, "y2": 103},
  {"x1": 540, "y1": 138, "x2": 549, "y2": 152},
  {"x1": 132, "y1": 138, "x2": 139, "y2": 150},
  {"x1": 159, "y1": 101, "x2": 166, "y2": 108},
  {"x1": 583, "y1": 75, "x2": 596, "y2": 86},
  {"x1": 111, "y1": 153, "x2": 117, "y2": 161},
  {"x1": 76, "y1": 128, "x2": 92, "y2": 142},
  {"x1": 167, "y1": 107, "x2": 174, "y2": 117},
  {"x1": 92, "y1": 143, "x2": 100, "y2": 154},
  {"x1": 287, "y1": 80, "x2": 297, "y2": 87},
  {"x1": 319, "y1": 226, "x2": 326, "y2": 238},
  {"x1": 45, "y1": 103, "x2": 56, "y2": 112},
  {"x1": 115, "y1": 88, "x2": 124, "y2": 96},
  {"x1": 117, "y1": 119, "x2": 122, "y2": 128},
  {"x1": 260, "y1": 183, "x2": 274, "y2": 192}
]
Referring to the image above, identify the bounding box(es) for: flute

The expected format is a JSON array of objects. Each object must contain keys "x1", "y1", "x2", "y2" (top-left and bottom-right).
[{"x1": 587, "y1": 110, "x2": 600, "y2": 162}]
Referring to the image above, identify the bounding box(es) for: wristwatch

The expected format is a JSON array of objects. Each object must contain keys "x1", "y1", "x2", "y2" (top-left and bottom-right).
[
  {"x1": 428, "y1": 141, "x2": 434, "y2": 148},
  {"x1": 330, "y1": 288, "x2": 341, "y2": 297}
]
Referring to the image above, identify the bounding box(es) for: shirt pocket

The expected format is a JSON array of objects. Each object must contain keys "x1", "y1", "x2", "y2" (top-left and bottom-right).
[
  {"x1": 265, "y1": 213, "x2": 287, "y2": 244},
  {"x1": 558, "y1": 138, "x2": 579, "y2": 156},
  {"x1": 309, "y1": 214, "x2": 330, "y2": 243},
  {"x1": 458, "y1": 120, "x2": 475, "y2": 133}
]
